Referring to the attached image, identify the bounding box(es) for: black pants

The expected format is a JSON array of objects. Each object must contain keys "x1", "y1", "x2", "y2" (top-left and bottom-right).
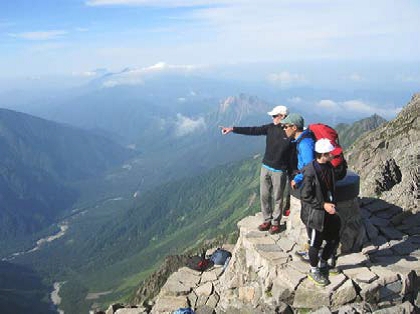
[{"x1": 308, "y1": 213, "x2": 341, "y2": 268}]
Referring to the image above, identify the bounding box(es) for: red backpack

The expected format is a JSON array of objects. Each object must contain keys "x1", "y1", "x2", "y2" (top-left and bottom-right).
[{"x1": 308, "y1": 123, "x2": 348, "y2": 180}]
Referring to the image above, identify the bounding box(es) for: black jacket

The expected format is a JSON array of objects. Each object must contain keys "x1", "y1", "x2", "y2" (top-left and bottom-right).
[
  {"x1": 233, "y1": 123, "x2": 291, "y2": 171},
  {"x1": 300, "y1": 160, "x2": 336, "y2": 232}
]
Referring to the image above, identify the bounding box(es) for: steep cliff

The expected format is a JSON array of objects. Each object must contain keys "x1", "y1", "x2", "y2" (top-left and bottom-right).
[{"x1": 347, "y1": 93, "x2": 419, "y2": 213}]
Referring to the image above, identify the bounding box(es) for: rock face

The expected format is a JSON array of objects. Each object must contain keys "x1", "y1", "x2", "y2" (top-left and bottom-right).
[{"x1": 347, "y1": 93, "x2": 419, "y2": 213}]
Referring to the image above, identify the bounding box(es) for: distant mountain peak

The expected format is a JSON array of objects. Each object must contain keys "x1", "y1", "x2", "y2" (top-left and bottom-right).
[{"x1": 217, "y1": 94, "x2": 269, "y2": 125}]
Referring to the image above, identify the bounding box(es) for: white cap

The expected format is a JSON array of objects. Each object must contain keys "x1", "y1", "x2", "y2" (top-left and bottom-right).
[
  {"x1": 315, "y1": 138, "x2": 335, "y2": 153},
  {"x1": 267, "y1": 105, "x2": 288, "y2": 116}
]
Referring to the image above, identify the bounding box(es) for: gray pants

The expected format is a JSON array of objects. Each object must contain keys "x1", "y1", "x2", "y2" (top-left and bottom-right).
[{"x1": 260, "y1": 166, "x2": 287, "y2": 226}]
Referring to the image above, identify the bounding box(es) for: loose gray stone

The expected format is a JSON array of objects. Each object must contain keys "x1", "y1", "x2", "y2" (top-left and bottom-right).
[
  {"x1": 331, "y1": 279, "x2": 357, "y2": 307},
  {"x1": 372, "y1": 301, "x2": 415, "y2": 314},
  {"x1": 379, "y1": 280, "x2": 402, "y2": 299},
  {"x1": 311, "y1": 306, "x2": 332, "y2": 314},
  {"x1": 370, "y1": 265, "x2": 400, "y2": 285},
  {"x1": 358, "y1": 281, "x2": 381, "y2": 303}
]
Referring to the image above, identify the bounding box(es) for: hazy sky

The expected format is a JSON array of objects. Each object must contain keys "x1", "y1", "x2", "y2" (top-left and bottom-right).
[{"x1": 1, "y1": 0, "x2": 420, "y2": 80}]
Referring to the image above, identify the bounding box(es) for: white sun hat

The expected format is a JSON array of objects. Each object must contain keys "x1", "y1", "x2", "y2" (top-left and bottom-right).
[
  {"x1": 315, "y1": 138, "x2": 335, "y2": 153},
  {"x1": 267, "y1": 105, "x2": 288, "y2": 116}
]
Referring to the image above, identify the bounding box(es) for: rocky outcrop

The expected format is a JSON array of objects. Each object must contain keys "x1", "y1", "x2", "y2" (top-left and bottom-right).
[
  {"x1": 105, "y1": 197, "x2": 419, "y2": 314},
  {"x1": 347, "y1": 93, "x2": 419, "y2": 213}
]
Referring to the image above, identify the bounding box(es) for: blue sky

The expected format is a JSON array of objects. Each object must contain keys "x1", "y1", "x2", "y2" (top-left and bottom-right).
[{"x1": 1, "y1": 0, "x2": 420, "y2": 88}]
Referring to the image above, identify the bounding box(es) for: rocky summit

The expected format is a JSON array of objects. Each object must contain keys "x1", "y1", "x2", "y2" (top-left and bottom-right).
[
  {"x1": 347, "y1": 93, "x2": 419, "y2": 213},
  {"x1": 104, "y1": 196, "x2": 419, "y2": 314}
]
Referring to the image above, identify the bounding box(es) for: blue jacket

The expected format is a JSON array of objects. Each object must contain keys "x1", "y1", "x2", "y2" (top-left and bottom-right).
[{"x1": 292, "y1": 129, "x2": 315, "y2": 187}]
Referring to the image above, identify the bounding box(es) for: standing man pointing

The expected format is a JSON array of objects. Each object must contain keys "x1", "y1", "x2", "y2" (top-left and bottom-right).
[{"x1": 220, "y1": 106, "x2": 291, "y2": 234}]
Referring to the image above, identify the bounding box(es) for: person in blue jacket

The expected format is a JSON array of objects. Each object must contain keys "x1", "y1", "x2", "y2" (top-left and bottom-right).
[{"x1": 281, "y1": 113, "x2": 315, "y2": 189}]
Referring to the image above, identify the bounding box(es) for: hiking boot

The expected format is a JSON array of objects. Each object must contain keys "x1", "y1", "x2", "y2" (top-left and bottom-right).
[
  {"x1": 258, "y1": 222, "x2": 271, "y2": 231},
  {"x1": 295, "y1": 250, "x2": 310, "y2": 262},
  {"x1": 269, "y1": 225, "x2": 281, "y2": 234},
  {"x1": 308, "y1": 271, "x2": 329, "y2": 286},
  {"x1": 319, "y1": 266, "x2": 329, "y2": 277},
  {"x1": 328, "y1": 266, "x2": 341, "y2": 276}
]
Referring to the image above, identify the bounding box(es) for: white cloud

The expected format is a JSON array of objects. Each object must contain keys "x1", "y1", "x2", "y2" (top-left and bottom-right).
[
  {"x1": 317, "y1": 99, "x2": 401, "y2": 119},
  {"x1": 317, "y1": 99, "x2": 339, "y2": 109},
  {"x1": 72, "y1": 68, "x2": 108, "y2": 77},
  {"x1": 268, "y1": 71, "x2": 307, "y2": 87},
  {"x1": 9, "y1": 30, "x2": 67, "y2": 41},
  {"x1": 288, "y1": 97, "x2": 302, "y2": 103},
  {"x1": 101, "y1": 62, "x2": 207, "y2": 87},
  {"x1": 347, "y1": 73, "x2": 364, "y2": 82},
  {"x1": 174, "y1": 113, "x2": 205, "y2": 136},
  {"x1": 395, "y1": 74, "x2": 420, "y2": 83}
]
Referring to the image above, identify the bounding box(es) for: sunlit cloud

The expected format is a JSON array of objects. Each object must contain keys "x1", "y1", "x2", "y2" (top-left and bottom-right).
[
  {"x1": 101, "y1": 62, "x2": 207, "y2": 87},
  {"x1": 9, "y1": 30, "x2": 67, "y2": 41},
  {"x1": 347, "y1": 73, "x2": 365, "y2": 82},
  {"x1": 395, "y1": 74, "x2": 420, "y2": 83},
  {"x1": 267, "y1": 71, "x2": 307, "y2": 87},
  {"x1": 316, "y1": 99, "x2": 402, "y2": 118},
  {"x1": 317, "y1": 99, "x2": 339, "y2": 109},
  {"x1": 174, "y1": 113, "x2": 205, "y2": 136},
  {"x1": 288, "y1": 97, "x2": 303, "y2": 104},
  {"x1": 72, "y1": 68, "x2": 108, "y2": 77}
]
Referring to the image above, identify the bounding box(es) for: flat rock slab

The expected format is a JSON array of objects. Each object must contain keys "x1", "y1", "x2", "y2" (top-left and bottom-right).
[
  {"x1": 287, "y1": 259, "x2": 309, "y2": 274},
  {"x1": 255, "y1": 243, "x2": 282, "y2": 252},
  {"x1": 325, "y1": 273, "x2": 347, "y2": 293},
  {"x1": 331, "y1": 279, "x2": 357, "y2": 307},
  {"x1": 277, "y1": 266, "x2": 307, "y2": 289},
  {"x1": 195, "y1": 282, "x2": 213, "y2": 297},
  {"x1": 258, "y1": 250, "x2": 289, "y2": 264},
  {"x1": 342, "y1": 267, "x2": 378, "y2": 283},
  {"x1": 277, "y1": 237, "x2": 295, "y2": 252},
  {"x1": 293, "y1": 278, "x2": 330, "y2": 309},
  {"x1": 336, "y1": 252, "x2": 369, "y2": 268},
  {"x1": 151, "y1": 296, "x2": 188, "y2": 314},
  {"x1": 370, "y1": 265, "x2": 400, "y2": 285},
  {"x1": 244, "y1": 235, "x2": 276, "y2": 246}
]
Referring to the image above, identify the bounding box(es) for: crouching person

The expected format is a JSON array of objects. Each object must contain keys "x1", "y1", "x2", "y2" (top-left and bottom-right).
[{"x1": 300, "y1": 138, "x2": 341, "y2": 286}]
